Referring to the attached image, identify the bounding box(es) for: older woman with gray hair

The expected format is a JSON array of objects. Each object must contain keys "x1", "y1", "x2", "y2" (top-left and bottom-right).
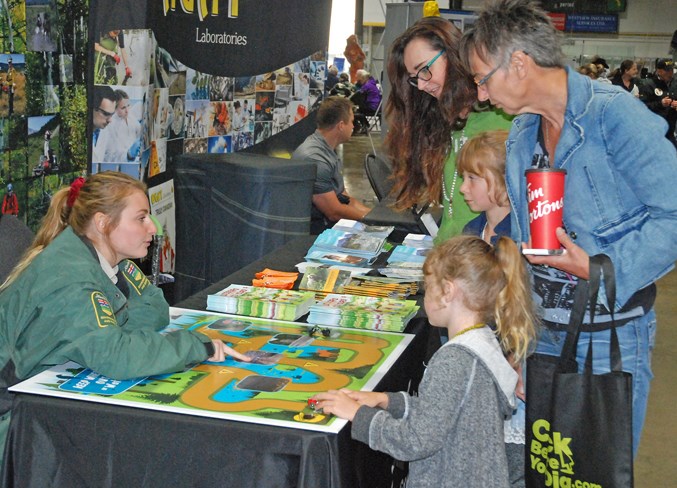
[
  {"x1": 350, "y1": 69, "x2": 382, "y2": 133},
  {"x1": 461, "y1": 0, "x2": 677, "y2": 459},
  {"x1": 354, "y1": 69, "x2": 381, "y2": 114}
]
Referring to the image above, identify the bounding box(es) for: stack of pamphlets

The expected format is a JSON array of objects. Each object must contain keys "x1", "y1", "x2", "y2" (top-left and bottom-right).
[
  {"x1": 295, "y1": 261, "x2": 373, "y2": 277},
  {"x1": 332, "y1": 219, "x2": 395, "y2": 238},
  {"x1": 378, "y1": 263, "x2": 425, "y2": 281},
  {"x1": 377, "y1": 241, "x2": 431, "y2": 280},
  {"x1": 307, "y1": 294, "x2": 420, "y2": 332},
  {"x1": 304, "y1": 249, "x2": 377, "y2": 267},
  {"x1": 342, "y1": 275, "x2": 419, "y2": 300},
  {"x1": 298, "y1": 265, "x2": 353, "y2": 299},
  {"x1": 299, "y1": 266, "x2": 418, "y2": 300},
  {"x1": 377, "y1": 234, "x2": 434, "y2": 280},
  {"x1": 304, "y1": 227, "x2": 390, "y2": 268},
  {"x1": 206, "y1": 285, "x2": 316, "y2": 321},
  {"x1": 387, "y1": 244, "x2": 429, "y2": 264},
  {"x1": 402, "y1": 233, "x2": 434, "y2": 249}
]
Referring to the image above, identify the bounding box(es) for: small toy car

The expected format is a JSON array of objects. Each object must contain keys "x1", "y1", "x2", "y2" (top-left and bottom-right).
[{"x1": 307, "y1": 398, "x2": 319, "y2": 411}]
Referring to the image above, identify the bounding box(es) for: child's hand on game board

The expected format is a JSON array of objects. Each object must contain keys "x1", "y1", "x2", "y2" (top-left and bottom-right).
[
  {"x1": 343, "y1": 390, "x2": 389, "y2": 410},
  {"x1": 313, "y1": 390, "x2": 361, "y2": 421},
  {"x1": 208, "y1": 340, "x2": 252, "y2": 363}
]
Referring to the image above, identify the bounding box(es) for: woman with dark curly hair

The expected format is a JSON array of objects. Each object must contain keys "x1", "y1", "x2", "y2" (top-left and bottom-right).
[{"x1": 384, "y1": 17, "x2": 512, "y2": 242}]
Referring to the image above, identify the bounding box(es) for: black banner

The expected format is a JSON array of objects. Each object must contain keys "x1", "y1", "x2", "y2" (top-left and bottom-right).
[{"x1": 147, "y1": 1, "x2": 332, "y2": 77}]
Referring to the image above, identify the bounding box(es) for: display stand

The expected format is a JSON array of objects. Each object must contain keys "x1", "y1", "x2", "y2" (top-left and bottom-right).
[{"x1": 172, "y1": 153, "x2": 316, "y2": 303}]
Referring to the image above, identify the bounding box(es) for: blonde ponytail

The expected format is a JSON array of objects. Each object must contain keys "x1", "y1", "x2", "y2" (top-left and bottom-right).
[
  {"x1": 493, "y1": 237, "x2": 538, "y2": 362},
  {"x1": 1, "y1": 172, "x2": 146, "y2": 291},
  {"x1": 423, "y1": 235, "x2": 537, "y2": 362}
]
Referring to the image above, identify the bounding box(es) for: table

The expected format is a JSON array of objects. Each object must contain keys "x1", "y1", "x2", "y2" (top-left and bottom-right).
[{"x1": 2, "y1": 238, "x2": 437, "y2": 488}]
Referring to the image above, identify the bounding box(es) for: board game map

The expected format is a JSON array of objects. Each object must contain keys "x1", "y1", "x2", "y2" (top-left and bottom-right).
[{"x1": 10, "y1": 308, "x2": 413, "y2": 433}]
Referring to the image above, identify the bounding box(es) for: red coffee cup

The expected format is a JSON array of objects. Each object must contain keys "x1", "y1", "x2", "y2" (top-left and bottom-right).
[{"x1": 524, "y1": 168, "x2": 566, "y2": 255}]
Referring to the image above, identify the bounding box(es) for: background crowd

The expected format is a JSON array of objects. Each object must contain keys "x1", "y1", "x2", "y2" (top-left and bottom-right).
[{"x1": 577, "y1": 56, "x2": 677, "y2": 147}]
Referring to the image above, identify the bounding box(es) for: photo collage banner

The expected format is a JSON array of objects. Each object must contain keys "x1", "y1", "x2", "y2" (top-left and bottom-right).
[
  {"x1": 1, "y1": 0, "x2": 88, "y2": 230},
  {"x1": 90, "y1": 0, "x2": 333, "y2": 181}
]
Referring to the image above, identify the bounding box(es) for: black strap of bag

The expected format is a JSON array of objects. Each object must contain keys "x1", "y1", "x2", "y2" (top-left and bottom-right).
[
  {"x1": 585, "y1": 254, "x2": 623, "y2": 372},
  {"x1": 557, "y1": 254, "x2": 622, "y2": 373},
  {"x1": 556, "y1": 275, "x2": 589, "y2": 373}
]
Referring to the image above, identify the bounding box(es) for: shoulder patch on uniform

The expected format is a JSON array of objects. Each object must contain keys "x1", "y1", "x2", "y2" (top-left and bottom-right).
[
  {"x1": 122, "y1": 260, "x2": 150, "y2": 295},
  {"x1": 90, "y1": 291, "x2": 117, "y2": 328}
]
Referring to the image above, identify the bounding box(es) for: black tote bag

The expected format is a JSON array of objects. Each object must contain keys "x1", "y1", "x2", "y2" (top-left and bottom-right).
[{"x1": 525, "y1": 255, "x2": 633, "y2": 487}]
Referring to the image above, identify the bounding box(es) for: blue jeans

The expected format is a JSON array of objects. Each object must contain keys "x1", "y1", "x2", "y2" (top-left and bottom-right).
[{"x1": 534, "y1": 310, "x2": 657, "y2": 457}]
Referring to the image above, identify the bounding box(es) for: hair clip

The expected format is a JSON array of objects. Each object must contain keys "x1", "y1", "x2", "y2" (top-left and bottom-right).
[{"x1": 67, "y1": 177, "x2": 86, "y2": 208}]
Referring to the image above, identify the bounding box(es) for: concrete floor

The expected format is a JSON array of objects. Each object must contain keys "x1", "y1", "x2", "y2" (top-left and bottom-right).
[{"x1": 341, "y1": 131, "x2": 676, "y2": 487}]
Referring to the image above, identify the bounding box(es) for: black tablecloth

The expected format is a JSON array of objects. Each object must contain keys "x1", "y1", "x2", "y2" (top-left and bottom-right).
[
  {"x1": 2, "y1": 237, "x2": 437, "y2": 488},
  {"x1": 3, "y1": 394, "x2": 342, "y2": 487}
]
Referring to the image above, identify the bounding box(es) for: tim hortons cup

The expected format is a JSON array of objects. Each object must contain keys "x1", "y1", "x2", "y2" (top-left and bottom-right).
[{"x1": 523, "y1": 168, "x2": 566, "y2": 255}]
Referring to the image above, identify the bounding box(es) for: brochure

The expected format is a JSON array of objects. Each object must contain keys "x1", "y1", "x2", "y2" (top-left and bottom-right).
[
  {"x1": 308, "y1": 294, "x2": 419, "y2": 332},
  {"x1": 207, "y1": 284, "x2": 316, "y2": 321}
]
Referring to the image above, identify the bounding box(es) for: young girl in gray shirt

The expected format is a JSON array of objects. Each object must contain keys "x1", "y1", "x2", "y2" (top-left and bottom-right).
[{"x1": 314, "y1": 235, "x2": 537, "y2": 487}]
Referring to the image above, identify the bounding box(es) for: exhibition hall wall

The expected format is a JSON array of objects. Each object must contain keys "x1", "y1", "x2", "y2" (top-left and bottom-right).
[{"x1": 364, "y1": 0, "x2": 677, "y2": 87}]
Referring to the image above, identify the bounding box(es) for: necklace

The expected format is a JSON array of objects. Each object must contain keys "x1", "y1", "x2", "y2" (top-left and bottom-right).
[
  {"x1": 452, "y1": 323, "x2": 485, "y2": 339},
  {"x1": 481, "y1": 222, "x2": 489, "y2": 242},
  {"x1": 442, "y1": 128, "x2": 467, "y2": 218}
]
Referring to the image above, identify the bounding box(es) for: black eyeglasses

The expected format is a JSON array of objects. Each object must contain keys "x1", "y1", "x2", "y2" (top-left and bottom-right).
[
  {"x1": 95, "y1": 107, "x2": 114, "y2": 118},
  {"x1": 474, "y1": 65, "x2": 501, "y2": 87},
  {"x1": 408, "y1": 50, "x2": 445, "y2": 87}
]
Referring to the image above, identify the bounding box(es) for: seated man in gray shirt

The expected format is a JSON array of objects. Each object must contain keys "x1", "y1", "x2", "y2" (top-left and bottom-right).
[{"x1": 292, "y1": 96, "x2": 371, "y2": 234}]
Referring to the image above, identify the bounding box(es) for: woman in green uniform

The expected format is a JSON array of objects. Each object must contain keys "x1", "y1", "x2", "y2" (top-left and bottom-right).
[
  {"x1": 385, "y1": 16, "x2": 512, "y2": 243},
  {"x1": 0, "y1": 172, "x2": 250, "y2": 462}
]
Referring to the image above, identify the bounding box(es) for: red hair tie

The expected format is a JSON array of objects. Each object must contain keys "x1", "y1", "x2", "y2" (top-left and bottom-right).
[{"x1": 67, "y1": 177, "x2": 86, "y2": 208}]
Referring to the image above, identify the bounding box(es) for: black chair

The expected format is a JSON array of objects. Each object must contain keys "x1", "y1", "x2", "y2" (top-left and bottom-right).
[
  {"x1": 364, "y1": 98, "x2": 383, "y2": 133},
  {"x1": 366, "y1": 111, "x2": 381, "y2": 132},
  {"x1": 364, "y1": 152, "x2": 395, "y2": 202},
  {"x1": 363, "y1": 153, "x2": 443, "y2": 237},
  {"x1": 0, "y1": 215, "x2": 34, "y2": 283}
]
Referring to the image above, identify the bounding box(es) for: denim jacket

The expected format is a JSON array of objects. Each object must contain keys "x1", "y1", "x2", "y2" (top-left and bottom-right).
[{"x1": 506, "y1": 67, "x2": 677, "y2": 307}]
